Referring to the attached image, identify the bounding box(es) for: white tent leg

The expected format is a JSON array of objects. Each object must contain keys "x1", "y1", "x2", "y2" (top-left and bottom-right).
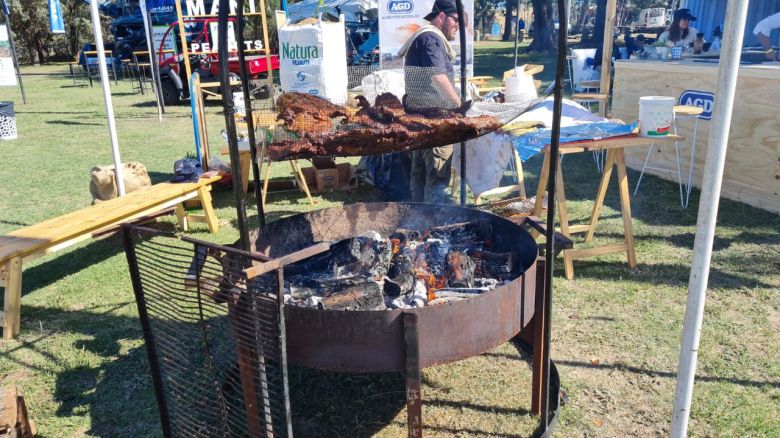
[
  {"x1": 670, "y1": 1, "x2": 749, "y2": 436},
  {"x1": 90, "y1": 0, "x2": 125, "y2": 196}
]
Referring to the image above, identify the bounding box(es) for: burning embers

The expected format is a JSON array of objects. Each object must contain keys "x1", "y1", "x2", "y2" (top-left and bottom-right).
[{"x1": 281, "y1": 222, "x2": 521, "y2": 310}]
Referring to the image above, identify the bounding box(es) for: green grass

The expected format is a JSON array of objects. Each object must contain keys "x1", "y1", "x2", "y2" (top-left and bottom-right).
[{"x1": 0, "y1": 50, "x2": 779, "y2": 437}]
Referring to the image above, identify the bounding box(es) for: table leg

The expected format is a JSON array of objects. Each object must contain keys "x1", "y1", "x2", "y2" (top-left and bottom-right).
[
  {"x1": 262, "y1": 160, "x2": 272, "y2": 209},
  {"x1": 175, "y1": 203, "x2": 188, "y2": 232},
  {"x1": 585, "y1": 149, "x2": 617, "y2": 242},
  {"x1": 616, "y1": 149, "x2": 637, "y2": 268},
  {"x1": 2, "y1": 256, "x2": 22, "y2": 340},
  {"x1": 513, "y1": 148, "x2": 526, "y2": 198},
  {"x1": 290, "y1": 160, "x2": 316, "y2": 205},
  {"x1": 197, "y1": 186, "x2": 220, "y2": 234},
  {"x1": 555, "y1": 159, "x2": 575, "y2": 280},
  {"x1": 240, "y1": 153, "x2": 251, "y2": 194},
  {"x1": 533, "y1": 152, "x2": 550, "y2": 218}
]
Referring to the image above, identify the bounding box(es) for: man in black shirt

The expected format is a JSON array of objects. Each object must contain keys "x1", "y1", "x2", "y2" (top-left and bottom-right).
[{"x1": 399, "y1": 0, "x2": 462, "y2": 203}]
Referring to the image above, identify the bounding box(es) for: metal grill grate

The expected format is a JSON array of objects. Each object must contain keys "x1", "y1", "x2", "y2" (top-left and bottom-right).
[{"x1": 123, "y1": 226, "x2": 292, "y2": 438}]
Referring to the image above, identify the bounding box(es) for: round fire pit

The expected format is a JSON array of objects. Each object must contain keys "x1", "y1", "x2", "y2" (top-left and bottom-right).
[{"x1": 251, "y1": 202, "x2": 539, "y2": 374}]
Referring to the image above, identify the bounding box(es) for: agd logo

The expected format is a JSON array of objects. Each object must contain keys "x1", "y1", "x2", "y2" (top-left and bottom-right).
[
  {"x1": 679, "y1": 90, "x2": 714, "y2": 120},
  {"x1": 387, "y1": 0, "x2": 413, "y2": 14}
]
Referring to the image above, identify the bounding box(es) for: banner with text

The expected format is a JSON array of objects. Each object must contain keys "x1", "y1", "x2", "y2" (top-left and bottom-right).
[{"x1": 378, "y1": 0, "x2": 474, "y2": 77}]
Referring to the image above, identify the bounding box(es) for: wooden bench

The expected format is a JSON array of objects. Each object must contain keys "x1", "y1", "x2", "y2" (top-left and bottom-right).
[{"x1": 0, "y1": 176, "x2": 221, "y2": 339}]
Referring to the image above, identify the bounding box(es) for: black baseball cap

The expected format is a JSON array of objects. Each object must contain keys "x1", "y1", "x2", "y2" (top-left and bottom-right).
[
  {"x1": 425, "y1": 0, "x2": 458, "y2": 20},
  {"x1": 674, "y1": 8, "x2": 697, "y2": 22}
]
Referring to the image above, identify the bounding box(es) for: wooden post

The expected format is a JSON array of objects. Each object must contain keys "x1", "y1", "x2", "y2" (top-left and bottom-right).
[
  {"x1": 599, "y1": 0, "x2": 617, "y2": 113},
  {"x1": 2, "y1": 257, "x2": 22, "y2": 340}
]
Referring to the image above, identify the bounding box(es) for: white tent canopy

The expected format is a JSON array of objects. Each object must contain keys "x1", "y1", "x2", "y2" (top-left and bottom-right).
[{"x1": 287, "y1": 0, "x2": 377, "y2": 22}]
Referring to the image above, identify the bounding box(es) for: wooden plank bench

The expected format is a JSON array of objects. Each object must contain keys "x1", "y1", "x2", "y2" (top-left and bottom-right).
[{"x1": 0, "y1": 176, "x2": 221, "y2": 339}]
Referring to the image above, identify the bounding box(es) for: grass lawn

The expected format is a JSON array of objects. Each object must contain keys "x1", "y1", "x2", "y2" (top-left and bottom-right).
[{"x1": 1, "y1": 42, "x2": 779, "y2": 437}]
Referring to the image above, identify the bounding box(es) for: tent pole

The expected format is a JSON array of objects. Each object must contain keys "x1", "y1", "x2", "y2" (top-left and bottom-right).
[
  {"x1": 1, "y1": 1, "x2": 26, "y2": 104},
  {"x1": 89, "y1": 0, "x2": 125, "y2": 196},
  {"x1": 218, "y1": 0, "x2": 250, "y2": 250},
  {"x1": 140, "y1": 0, "x2": 164, "y2": 120},
  {"x1": 513, "y1": 0, "x2": 520, "y2": 68},
  {"x1": 456, "y1": 0, "x2": 467, "y2": 206},
  {"x1": 670, "y1": 1, "x2": 749, "y2": 436}
]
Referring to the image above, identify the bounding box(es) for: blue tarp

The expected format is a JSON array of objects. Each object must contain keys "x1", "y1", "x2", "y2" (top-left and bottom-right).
[
  {"x1": 682, "y1": 0, "x2": 777, "y2": 47},
  {"x1": 512, "y1": 121, "x2": 638, "y2": 162}
]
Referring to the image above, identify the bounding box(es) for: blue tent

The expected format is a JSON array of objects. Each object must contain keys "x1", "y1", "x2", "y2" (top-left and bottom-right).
[{"x1": 682, "y1": 0, "x2": 777, "y2": 47}]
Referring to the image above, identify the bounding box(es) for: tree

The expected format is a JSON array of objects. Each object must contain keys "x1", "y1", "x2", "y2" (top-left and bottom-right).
[
  {"x1": 501, "y1": 0, "x2": 516, "y2": 41},
  {"x1": 526, "y1": 0, "x2": 555, "y2": 52},
  {"x1": 8, "y1": 0, "x2": 52, "y2": 64}
]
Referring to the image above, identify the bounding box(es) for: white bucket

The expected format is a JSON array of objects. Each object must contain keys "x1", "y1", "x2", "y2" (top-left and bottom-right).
[{"x1": 639, "y1": 96, "x2": 675, "y2": 137}]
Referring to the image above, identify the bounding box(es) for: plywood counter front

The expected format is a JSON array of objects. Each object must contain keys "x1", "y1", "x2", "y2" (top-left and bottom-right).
[{"x1": 612, "y1": 60, "x2": 780, "y2": 214}]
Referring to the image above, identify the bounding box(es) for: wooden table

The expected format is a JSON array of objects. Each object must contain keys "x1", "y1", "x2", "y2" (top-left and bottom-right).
[{"x1": 533, "y1": 134, "x2": 683, "y2": 279}]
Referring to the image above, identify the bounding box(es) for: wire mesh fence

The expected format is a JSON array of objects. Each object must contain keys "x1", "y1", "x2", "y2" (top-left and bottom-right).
[{"x1": 123, "y1": 226, "x2": 292, "y2": 438}]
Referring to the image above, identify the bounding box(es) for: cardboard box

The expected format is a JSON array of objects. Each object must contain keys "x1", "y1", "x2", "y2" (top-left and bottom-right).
[{"x1": 300, "y1": 162, "x2": 357, "y2": 193}]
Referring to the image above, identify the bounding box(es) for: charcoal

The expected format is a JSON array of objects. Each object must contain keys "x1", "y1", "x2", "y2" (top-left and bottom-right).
[
  {"x1": 319, "y1": 282, "x2": 384, "y2": 311},
  {"x1": 328, "y1": 235, "x2": 391, "y2": 278},
  {"x1": 388, "y1": 254, "x2": 413, "y2": 278},
  {"x1": 468, "y1": 250, "x2": 519, "y2": 279},
  {"x1": 383, "y1": 272, "x2": 415, "y2": 297},
  {"x1": 445, "y1": 251, "x2": 476, "y2": 288}
]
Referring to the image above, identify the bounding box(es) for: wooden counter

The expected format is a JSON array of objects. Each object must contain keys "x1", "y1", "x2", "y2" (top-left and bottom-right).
[{"x1": 612, "y1": 59, "x2": 780, "y2": 213}]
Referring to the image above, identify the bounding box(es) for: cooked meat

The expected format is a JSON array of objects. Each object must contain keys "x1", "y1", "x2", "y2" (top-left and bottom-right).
[
  {"x1": 269, "y1": 92, "x2": 502, "y2": 160},
  {"x1": 276, "y1": 92, "x2": 349, "y2": 119}
]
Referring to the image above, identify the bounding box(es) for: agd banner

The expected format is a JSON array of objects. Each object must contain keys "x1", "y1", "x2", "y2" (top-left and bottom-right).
[
  {"x1": 378, "y1": 0, "x2": 474, "y2": 77},
  {"x1": 49, "y1": 0, "x2": 65, "y2": 34}
]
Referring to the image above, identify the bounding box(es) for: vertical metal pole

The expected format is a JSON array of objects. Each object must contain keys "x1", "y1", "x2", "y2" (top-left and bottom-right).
[
  {"x1": 140, "y1": 0, "x2": 164, "y2": 120},
  {"x1": 121, "y1": 228, "x2": 173, "y2": 438},
  {"x1": 456, "y1": 0, "x2": 467, "y2": 206},
  {"x1": 236, "y1": 0, "x2": 267, "y2": 227},
  {"x1": 513, "y1": 0, "x2": 521, "y2": 68},
  {"x1": 1, "y1": 1, "x2": 26, "y2": 104},
  {"x1": 403, "y1": 311, "x2": 422, "y2": 438},
  {"x1": 218, "y1": 0, "x2": 250, "y2": 250},
  {"x1": 90, "y1": 0, "x2": 125, "y2": 196},
  {"x1": 540, "y1": 0, "x2": 567, "y2": 432},
  {"x1": 276, "y1": 267, "x2": 294, "y2": 438},
  {"x1": 671, "y1": 1, "x2": 749, "y2": 436}
]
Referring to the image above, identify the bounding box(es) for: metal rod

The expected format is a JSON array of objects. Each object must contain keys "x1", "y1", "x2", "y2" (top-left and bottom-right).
[
  {"x1": 403, "y1": 311, "x2": 423, "y2": 438},
  {"x1": 456, "y1": 0, "x2": 467, "y2": 206},
  {"x1": 540, "y1": 0, "x2": 568, "y2": 432},
  {"x1": 218, "y1": 0, "x2": 250, "y2": 250},
  {"x1": 1, "y1": 1, "x2": 26, "y2": 104},
  {"x1": 236, "y1": 0, "x2": 267, "y2": 227},
  {"x1": 670, "y1": 1, "x2": 749, "y2": 436},
  {"x1": 140, "y1": 0, "x2": 164, "y2": 120},
  {"x1": 89, "y1": 0, "x2": 125, "y2": 196},
  {"x1": 122, "y1": 227, "x2": 173, "y2": 438},
  {"x1": 513, "y1": 0, "x2": 521, "y2": 68}
]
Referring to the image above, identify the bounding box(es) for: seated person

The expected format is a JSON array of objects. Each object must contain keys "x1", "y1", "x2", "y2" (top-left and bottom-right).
[
  {"x1": 625, "y1": 34, "x2": 646, "y2": 57},
  {"x1": 659, "y1": 9, "x2": 699, "y2": 48}
]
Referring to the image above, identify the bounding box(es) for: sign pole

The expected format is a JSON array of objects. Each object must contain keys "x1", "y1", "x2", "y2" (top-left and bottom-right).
[{"x1": 1, "y1": 0, "x2": 26, "y2": 104}]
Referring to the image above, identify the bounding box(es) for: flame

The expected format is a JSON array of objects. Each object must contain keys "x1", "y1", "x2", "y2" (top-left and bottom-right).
[{"x1": 391, "y1": 238, "x2": 401, "y2": 255}]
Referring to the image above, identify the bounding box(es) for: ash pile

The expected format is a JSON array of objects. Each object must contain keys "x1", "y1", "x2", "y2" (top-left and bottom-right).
[{"x1": 279, "y1": 221, "x2": 522, "y2": 310}]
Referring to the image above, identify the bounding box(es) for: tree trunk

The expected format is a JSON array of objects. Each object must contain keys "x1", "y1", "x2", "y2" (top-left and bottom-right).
[
  {"x1": 585, "y1": 0, "x2": 607, "y2": 46},
  {"x1": 526, "y1": 0, "x2": 554, "y2": 52},
  {"x1": 575, "y1": 0, "x2": 590, "y2": 32},
  {"x1": 36, "y1": 37, "x2": 47, "y2": 64},
  {"x1": 502, "y1": 0, "x2": 515, "y2": 41}
]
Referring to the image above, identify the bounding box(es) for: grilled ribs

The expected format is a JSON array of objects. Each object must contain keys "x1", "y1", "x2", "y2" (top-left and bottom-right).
[{"x1": 269, "y1": 92, "x2": 502, "y2": 160}]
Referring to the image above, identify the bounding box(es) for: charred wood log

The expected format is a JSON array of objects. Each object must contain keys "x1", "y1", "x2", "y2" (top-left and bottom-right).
[
  {"x1": 383, "y1": 272, "x2": 416, "y2": 298},
  {"x1": 445, "y1": 251, "x2": 476, "y2": 288},
  {"x1": 319, "y1": 282, "x2": 384, "y2": 311},
  {"x1": 469, "y1": 250, "x2": 519, "y2": 279}
]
